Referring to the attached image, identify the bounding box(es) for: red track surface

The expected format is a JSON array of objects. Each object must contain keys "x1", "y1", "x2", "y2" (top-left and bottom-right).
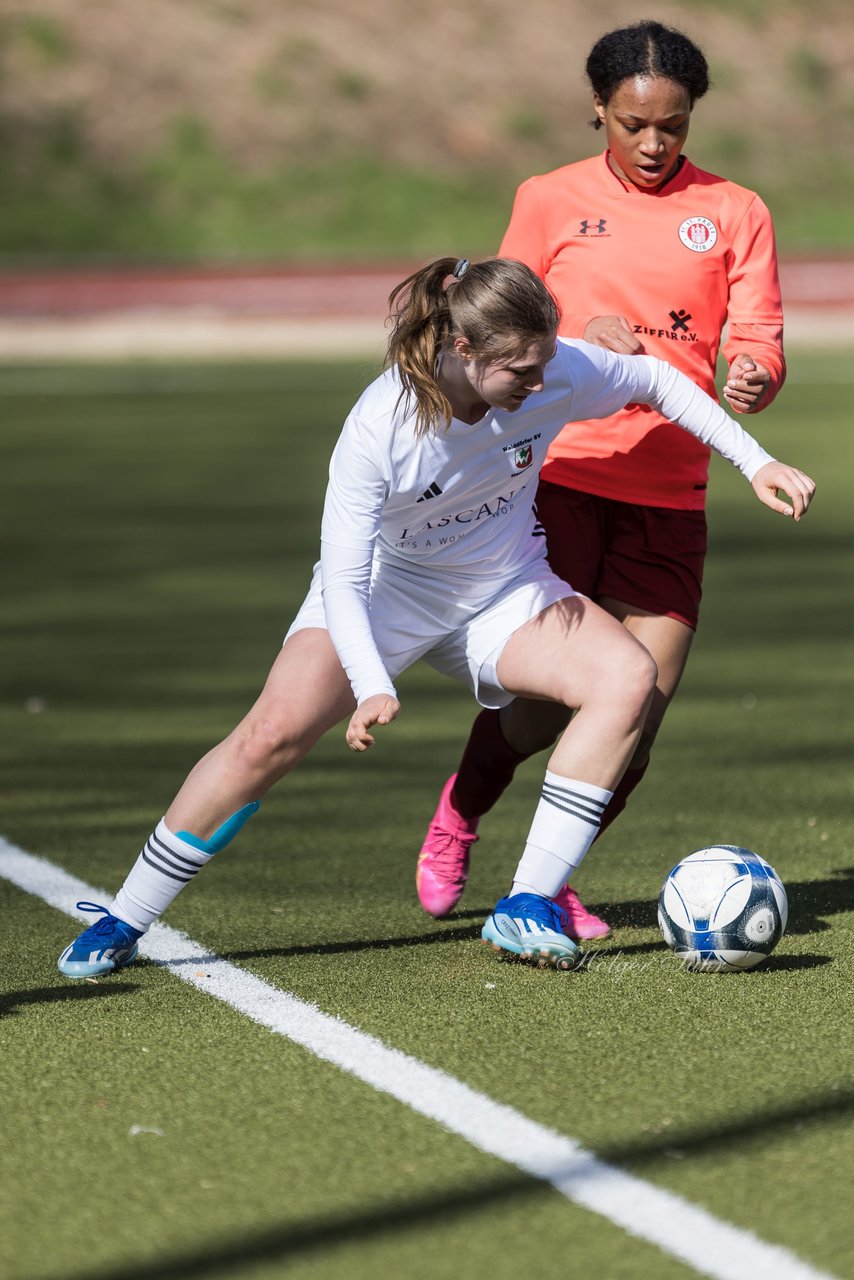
[
  {"x1": 1, "y1": 259, "x2": 853, "y2": 317},
  {"x1": 0, "y1": 266, "x2": 408, "y2": 317}
]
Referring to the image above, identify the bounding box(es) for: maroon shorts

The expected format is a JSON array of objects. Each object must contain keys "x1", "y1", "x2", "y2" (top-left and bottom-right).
[{"x1": 535, "y1": 479, "x2": 708, "y2": 630}]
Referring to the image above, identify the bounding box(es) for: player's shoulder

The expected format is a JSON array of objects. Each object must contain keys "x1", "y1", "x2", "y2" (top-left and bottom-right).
[
  {"x1": 350, "y1": 366, "x2": 399, "y2": 413},
  {"x1": 554, "y1": 334, "x2": 614, "y2": 364},
  {"x1": 344, "y1": 367, "x2": 403, "y2": 438},
  {"x1": 550, "y1": 335, "x2": 622, "y2": 383},
  {"x1": 515, "y1": 153, "x2": 602, "y2": 197},
  {"x1": 679, "y1": 158, "x2": 767, "y2": 212},
  {"x1": 554, "y1": 336, "x2": 652, "y2": 398}
]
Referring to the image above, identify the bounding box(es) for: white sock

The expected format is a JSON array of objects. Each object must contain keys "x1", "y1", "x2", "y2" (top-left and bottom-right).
[
  {"x1": 111, "y1": 819, "x2": 213, "y2": 933},
  {"x1": 510, "y1": 771, "x2": 613, "y2": 899}
]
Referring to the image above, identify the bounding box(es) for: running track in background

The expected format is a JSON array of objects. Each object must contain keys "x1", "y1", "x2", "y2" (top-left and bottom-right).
[
  {"x1": 1, "y1": 259, "x2": 854, "y2": 317},
  {"x1": 1, "y1": 260, "x2": 852, "y2": 358}
]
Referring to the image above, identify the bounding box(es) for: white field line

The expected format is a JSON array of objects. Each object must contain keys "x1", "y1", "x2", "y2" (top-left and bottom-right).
[{"x1": 0, "y1": 836, "x2": 837, "y2": 1280}]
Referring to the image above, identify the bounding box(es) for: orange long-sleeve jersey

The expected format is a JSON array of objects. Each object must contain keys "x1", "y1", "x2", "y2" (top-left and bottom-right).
[{"x1": 499, "y1": 151, "x2": 786, "y2": 508}]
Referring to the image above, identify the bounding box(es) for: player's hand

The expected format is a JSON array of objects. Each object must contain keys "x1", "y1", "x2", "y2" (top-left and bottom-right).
[
  {"x1": 751, "y1": 462, "x2": 815, "y2": 521},
  {"x1": 583, "y1": 315, "x2": 644, "y2": 355},
  {"x1": 723, "y1": 355, "x2": 771, "y2": 413},
  {"x1": 345, "y1": 694, "x2": 400, "y2": 751}
]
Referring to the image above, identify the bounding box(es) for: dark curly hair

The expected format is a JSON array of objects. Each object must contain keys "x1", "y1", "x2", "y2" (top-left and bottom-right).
[{"x1": 586, "y1": 20, "x2": 710, "y2": 126}]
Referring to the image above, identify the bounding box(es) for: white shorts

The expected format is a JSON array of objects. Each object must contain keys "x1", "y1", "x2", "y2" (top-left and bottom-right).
[{"x1": 286, "y1": 559, "x2": 577, "y2": 709}]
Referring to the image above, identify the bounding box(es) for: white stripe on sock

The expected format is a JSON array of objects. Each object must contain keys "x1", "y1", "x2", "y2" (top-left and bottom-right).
[
  {"x1": 112, "y1": 818, "x2": 211, "y2": 932},
  {"x1": 512, "y1": 772, "x2": 613, "y2": 899}
]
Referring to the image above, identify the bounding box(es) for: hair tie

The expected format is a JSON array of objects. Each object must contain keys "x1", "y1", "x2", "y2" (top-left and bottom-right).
[{"x1": 442, "y1": 258, "x2": 470, "y2": 292}]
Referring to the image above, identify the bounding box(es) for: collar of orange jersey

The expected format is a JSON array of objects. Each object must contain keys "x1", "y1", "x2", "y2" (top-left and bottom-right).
[{"x1": 602, "y1": 149, "x2": 688, "y2": 195}]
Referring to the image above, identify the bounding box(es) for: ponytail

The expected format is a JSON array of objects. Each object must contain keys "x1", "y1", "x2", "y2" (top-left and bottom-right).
[
  {"x1": 385, "y1": 256, "x2": 560, "y2": 438},
  {"x1": 385, "y1": 257, "x2": 459, "y2": 439}
]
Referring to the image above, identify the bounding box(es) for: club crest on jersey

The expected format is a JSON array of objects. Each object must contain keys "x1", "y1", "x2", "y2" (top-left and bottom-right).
[
  {"x1": 502, "y1": 433, "x2": 539, "y2": 476},
  {"x1": 678, "y1": 216, "x2": 718, "y2": 253},
  {"x1": 512, "y1": 444, "x2": 533, "y2": 472}
]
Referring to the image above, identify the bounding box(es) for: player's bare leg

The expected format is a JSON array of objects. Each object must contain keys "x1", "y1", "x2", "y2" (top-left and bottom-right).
[
  {"x1": 599, "y1": 597, "x2": 694, "y2": 770},
  {"x1": 58, "y1": 630, "x2": 354, "y2": 977},
  {"x1": 496, "y1": 595, "x2": 657, "y2": 791},
  {"x1": 417, "y1": 598, "x2": 692, "y2": 931},
  {"x1": 482, "y1": 596, "x2": 656, "y2": 968},
  {"x1": 165, "y1": 629, "x2": 355, "y2": 837}
]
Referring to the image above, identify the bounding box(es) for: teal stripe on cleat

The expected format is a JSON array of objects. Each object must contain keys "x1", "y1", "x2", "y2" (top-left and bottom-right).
[
  {"x1": 57, "y1": 903, "x2": 144, "y2": 978},
  {"x1": 482, "y1": 893, "x2": 581, "y2": 969},
  {"x1": 482, "y1": 912, "x2": 524, "y2": 954},
  {"x1": 58, "y1": 941, "x2": 139, "y2": 979}
]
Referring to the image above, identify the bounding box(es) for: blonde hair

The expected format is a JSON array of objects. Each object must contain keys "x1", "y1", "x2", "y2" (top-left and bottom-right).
[{"x1": 385, "y1": 257, "x2": 560, "y2": 438}]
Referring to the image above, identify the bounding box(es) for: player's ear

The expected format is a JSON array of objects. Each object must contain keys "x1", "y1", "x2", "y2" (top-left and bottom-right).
[
  {"x1": 452, "y1": 336, "x2": 475, "y2": 362},
  {"x1": 592, "y1": 93, "x2": 607, "y2": 127}
]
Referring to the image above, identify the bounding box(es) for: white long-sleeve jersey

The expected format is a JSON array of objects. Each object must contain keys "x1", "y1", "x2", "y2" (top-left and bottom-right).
[{"x1": 319, "y1": 339, "x2": 773, "y2": 705}]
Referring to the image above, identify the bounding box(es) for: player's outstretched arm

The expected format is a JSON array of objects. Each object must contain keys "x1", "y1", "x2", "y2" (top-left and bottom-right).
[
  {"x1": 750, "y1": 462, "x2": 815, "y2": 521},
  {"x1": 346, "y1": 694, "x2": 401, "y2": 752}
]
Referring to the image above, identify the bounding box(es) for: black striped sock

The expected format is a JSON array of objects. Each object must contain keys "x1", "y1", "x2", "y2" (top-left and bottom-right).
[
  {"x1": 111, "y1": 819, "x2": 212, "y2": 932},
  {"x1": 511, "y1": 771, "x2": 613, "y2": 900}
]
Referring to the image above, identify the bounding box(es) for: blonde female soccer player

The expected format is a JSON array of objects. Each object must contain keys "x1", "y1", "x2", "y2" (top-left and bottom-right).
[
  {"x1": 58, "y1": 257, "x2": 813, "y2": 976},
  {"x1": 416, "y1": 21, "x2": 792, "y2": 938}
]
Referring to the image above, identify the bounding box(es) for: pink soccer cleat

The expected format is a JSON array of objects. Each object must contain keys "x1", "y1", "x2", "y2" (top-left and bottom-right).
[
  {"x1": 552, "y1": 884, "x2": 611, "y2": 940},
  {"x1": 416, "y1": 774, "x2": 479, "y2": 917}
]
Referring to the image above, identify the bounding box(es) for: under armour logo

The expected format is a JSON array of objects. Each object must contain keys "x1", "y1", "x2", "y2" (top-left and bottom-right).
[
  {"x1": 579, "y1": 218, "x2": 607, "y2": 235},
  {"x1": 669, "y1": 309, "x2": 692, "y2": 332}
]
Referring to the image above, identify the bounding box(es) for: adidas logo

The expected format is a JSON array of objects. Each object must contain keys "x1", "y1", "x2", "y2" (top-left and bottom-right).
[{"x1": 416, "y1": 481, "x2": 443, "y2": 503}]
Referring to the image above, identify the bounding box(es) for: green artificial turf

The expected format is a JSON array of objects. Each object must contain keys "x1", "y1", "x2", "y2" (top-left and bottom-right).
[{"x1": 1, "y1": 353, "x2": 852, "y2": 1279}]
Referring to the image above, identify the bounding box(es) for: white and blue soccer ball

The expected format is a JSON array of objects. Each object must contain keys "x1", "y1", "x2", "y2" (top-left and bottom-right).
[{"x1": 658, "y1": 845, "x2": 788, "y2": 972}]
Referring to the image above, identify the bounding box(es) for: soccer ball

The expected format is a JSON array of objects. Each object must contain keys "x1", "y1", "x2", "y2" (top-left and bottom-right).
[{"x1": 658, "y1": 845, "x2": 788, "y2": 972}]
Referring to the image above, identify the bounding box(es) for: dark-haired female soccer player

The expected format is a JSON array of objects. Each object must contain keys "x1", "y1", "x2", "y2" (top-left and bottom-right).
[
  {"x1": 416, "y1": 21, "x2": 791, "y2": 938},
  {"x1": 57, "y1": 256, "x2": 812, "y2": 977}
]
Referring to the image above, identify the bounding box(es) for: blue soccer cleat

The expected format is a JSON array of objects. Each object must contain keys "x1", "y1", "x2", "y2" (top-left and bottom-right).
[
  {"x1": 57, "y1": 902, "x2": 144, "y2": 978},
  {"x1": 482, "y1": 892, "x2": 581, "y2": 970}
]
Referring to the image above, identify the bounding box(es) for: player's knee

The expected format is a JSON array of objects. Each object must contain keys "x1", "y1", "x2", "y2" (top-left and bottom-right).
[
  {"x1": 618, "y1": 643, "x2": 658, "y2": 722},
  {"x1": 234, "y1": 714, "x2": 298, "y2": 774}
]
